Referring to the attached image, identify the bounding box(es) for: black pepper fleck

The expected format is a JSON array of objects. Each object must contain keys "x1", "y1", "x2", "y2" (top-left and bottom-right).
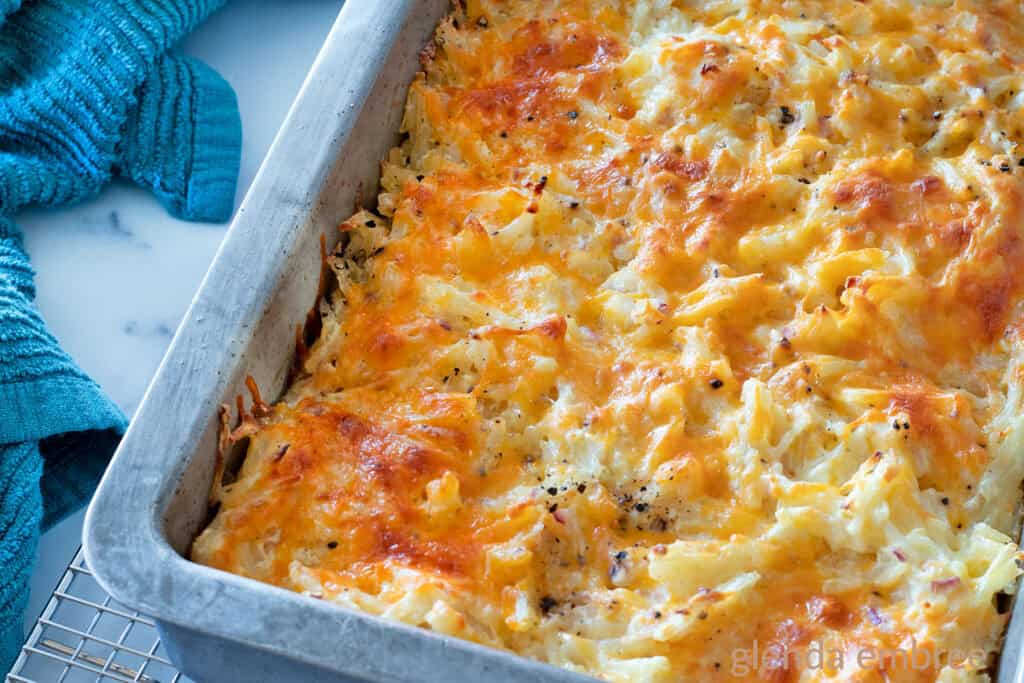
[{"x1": 539, "y1": 596, "x2": 558, "y2": 614}]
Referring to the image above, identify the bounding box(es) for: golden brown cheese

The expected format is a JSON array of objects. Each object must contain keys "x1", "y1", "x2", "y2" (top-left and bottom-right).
[{"x1": 193, "y1": 2, "x2": 1024, "y2": 680}]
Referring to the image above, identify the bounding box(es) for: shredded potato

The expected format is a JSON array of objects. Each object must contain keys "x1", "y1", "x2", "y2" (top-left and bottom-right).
[{"x1": 193, "y1": 1, "x2": 1024, "y2": 680}]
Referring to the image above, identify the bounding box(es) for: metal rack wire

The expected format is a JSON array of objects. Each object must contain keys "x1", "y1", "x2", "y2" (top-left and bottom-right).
[{"x1": 6, "y1": 548, "x2": 189, "y2": 683}]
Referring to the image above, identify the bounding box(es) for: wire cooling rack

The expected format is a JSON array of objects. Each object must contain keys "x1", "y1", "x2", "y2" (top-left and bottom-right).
[{"x1": 6, "y1": 548, "x2": 189, "y2": 683}]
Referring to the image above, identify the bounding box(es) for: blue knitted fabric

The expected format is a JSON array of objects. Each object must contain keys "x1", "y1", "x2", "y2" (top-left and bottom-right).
[{"x1": 0, "y1": 0, "x2": 241, "y2": 673}]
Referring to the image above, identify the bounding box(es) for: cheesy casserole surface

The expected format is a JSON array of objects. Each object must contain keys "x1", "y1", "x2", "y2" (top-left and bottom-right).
[{"x1": 193, "y1": 1, "x2": 1024, "y2": 680}]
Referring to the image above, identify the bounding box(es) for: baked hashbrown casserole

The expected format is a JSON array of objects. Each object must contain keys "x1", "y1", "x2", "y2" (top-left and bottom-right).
[{"x1": 193, "y1": 1, "x2": 1024, "y2": 680}]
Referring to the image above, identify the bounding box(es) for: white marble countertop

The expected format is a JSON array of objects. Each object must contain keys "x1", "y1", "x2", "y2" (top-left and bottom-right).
[{"x1": 21, "y1": 0, "x2": 345, "y2": 638}]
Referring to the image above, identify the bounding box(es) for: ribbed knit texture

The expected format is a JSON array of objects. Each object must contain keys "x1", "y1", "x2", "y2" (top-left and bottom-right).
[{"x1": 0, "y1": 0, "x2": 241, "y2": 673}]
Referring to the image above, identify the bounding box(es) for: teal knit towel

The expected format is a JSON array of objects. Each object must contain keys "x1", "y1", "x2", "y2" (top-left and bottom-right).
[{"x1": 0, "y1": 0, "x2": 241, "y2": 673}]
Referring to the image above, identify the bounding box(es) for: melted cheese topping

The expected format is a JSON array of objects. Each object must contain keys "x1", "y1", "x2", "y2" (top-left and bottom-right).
[{"x1": 192, "y1": 2, "x2": 1024, "y2": 680}]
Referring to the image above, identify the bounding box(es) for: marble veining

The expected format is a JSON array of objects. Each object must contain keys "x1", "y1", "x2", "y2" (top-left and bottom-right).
[{"x1": 79, "y1": 210, "x2": 151, "y2": 248}]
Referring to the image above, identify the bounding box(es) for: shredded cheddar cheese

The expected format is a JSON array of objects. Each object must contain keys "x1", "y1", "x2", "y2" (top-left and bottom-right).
[{"x1": 192, "y1": 2, "x2": 1024, "y2": 680}]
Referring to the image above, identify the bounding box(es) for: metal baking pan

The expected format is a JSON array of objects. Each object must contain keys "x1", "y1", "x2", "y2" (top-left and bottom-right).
[{"x1": 83, "y1": 1, "x2": 1024, "y2": 681}]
